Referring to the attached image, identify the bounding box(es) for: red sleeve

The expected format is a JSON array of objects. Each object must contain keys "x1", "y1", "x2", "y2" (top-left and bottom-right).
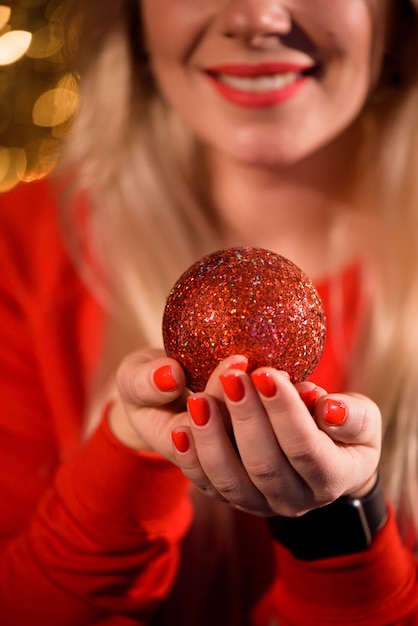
[
  {"x1": 0, "y1": 181, "x2": 193, "y2": 625},
  {"x1": 270, "y1": 506, "x2": 418, "y2": 625}
]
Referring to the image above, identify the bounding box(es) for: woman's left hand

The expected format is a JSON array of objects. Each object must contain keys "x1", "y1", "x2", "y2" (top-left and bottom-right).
[{"x1": 171, "y1": 358, "x2": 381, "y2": 517}]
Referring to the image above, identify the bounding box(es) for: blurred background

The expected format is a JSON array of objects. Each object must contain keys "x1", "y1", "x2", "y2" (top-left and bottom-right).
[{"x1": 0, "y1": 0, "x2": 77, "y2": 192}]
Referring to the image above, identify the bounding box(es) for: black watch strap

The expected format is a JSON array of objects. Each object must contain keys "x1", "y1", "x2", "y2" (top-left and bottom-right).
[{"x1": 268, "y1": 477, "x2": 388, "y2": 561}]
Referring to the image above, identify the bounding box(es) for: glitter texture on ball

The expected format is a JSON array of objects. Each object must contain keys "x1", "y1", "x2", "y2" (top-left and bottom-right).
[{"x1": 162, "y1": 247, "x2": 326, "y2": 392}]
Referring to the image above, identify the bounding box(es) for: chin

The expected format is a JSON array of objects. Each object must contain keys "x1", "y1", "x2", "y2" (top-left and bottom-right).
[
  {"x1": 214, "y1": 125, "x2": 312, "y2": 167},
  {"x1": 224, "y1": 123, "x2": 355, "y2": 170},
  {"x1": 224, "y1": 141, "x2": 309, "y2": 169}
]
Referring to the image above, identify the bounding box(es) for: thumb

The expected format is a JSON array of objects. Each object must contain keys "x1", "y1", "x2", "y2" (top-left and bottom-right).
[{"x1": 315, "y1": 392, "x2": 382, "y2": 446}]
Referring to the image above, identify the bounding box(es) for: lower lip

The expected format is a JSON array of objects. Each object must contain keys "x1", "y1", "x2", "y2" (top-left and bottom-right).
[{"x1": 206, "y1": 73, "x2": 308, "y2": 108}]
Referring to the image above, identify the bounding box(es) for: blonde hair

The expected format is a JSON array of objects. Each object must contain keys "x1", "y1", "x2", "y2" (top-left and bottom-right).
[
  {"x1": 59, "y1": 0, "x2": 418, "y2": 541},
  {"x1": 60, "y1": 0, "x2": 220, "y2": 346}
]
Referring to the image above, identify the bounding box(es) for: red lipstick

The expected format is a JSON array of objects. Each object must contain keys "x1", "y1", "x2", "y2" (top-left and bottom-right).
[{"x1": 204, "y1": 62, "x2": 313, "y2": 108}]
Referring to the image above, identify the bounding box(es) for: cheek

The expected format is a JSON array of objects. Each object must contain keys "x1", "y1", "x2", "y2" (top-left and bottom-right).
[
  {"x1": 307, "y1": 2, "x2": 374, "y2": 60},
  {"x1": 140, "y1": 0, "x2": 212, "y2": 60},
  {"x1": 336, "y1": 1, "x2": 387, "y2": 82},
  {"x1": 318, "y1": 8, "x2": 376, "y2": 100}
]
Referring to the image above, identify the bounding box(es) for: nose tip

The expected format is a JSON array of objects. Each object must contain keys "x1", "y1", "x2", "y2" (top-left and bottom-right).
[{"x1": 221, "y1": 0, "x2": 292, "y2": 44}]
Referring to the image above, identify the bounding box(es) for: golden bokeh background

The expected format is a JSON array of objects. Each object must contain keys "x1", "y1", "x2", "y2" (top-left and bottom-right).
[{"x1": 0, "y1": 0, "x2": 78, "y2": 192}]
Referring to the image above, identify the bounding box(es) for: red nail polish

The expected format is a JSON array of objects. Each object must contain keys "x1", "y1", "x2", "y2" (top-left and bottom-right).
[
  {"x1": 172, "y1": 430, "x2": 190, "y2": 453},
  {"x1": 299, "y1": 388, "x2": 317, "y2": 412},
  {"x1": 220, "y1": 373, "x2": 245, "y2": 402},
  {"x1": 227, "y1": 360, "x2": 248, "y2": 372},
  {"x1": 153, "y1": 365, "x2": 178, "y2": 392},
  {"x1": 251, "y1": 371, "x2": 276, "y2": 398},
  {"x1": 324, "y1": 399, "x2": 347, "y2": 425},
  {"x1": 187, "y1": 396, "x2": 210, "y2": 426}
]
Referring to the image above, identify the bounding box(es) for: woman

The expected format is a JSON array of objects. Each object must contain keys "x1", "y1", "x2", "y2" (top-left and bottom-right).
[{"x1": 1, "y1": 0, "x2": 418, "y2": 624}]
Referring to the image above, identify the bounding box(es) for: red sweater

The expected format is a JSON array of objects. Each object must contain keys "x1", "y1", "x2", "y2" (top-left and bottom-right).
[{"x1": 0, "y1": 180, "x2": 417, "y2": 626}]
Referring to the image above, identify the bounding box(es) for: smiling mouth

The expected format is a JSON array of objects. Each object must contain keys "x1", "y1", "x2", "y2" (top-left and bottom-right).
[
  {"x1": 215, "y1": 71, "x2": 301, "y2": 93},
  {"x1": 204, "y1": 64, "x2": 316, "y2": 108},
  {"x1": 206, "y1": 62, "x2": 316, "y2": 91}
]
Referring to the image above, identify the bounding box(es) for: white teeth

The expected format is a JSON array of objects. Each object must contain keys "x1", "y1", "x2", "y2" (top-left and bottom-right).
[{"x1": 218, "y1": 72, "x2": 298, "y2": 93}]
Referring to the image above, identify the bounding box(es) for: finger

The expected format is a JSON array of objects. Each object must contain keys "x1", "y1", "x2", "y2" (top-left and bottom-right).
[
  {"x1": 171, "y1": 426, "x2": 228, "y2": 503},
  {"x1": 112, "y1": 349, "x2": 191, "y2": 460},
  {"x1": 315, "y1": 392, "x2": 381, "y2": 445},
  {"x1": 252, "y1": 372, "x2": 381, "y2": 501},
  {"x1": 295, "y1": 380, "x2": 328, "y2": 414},
  {"x1": 314, "y1": 393, "x2": 382, "y2": 497},
  {"x1": 219, "y1": 369, "x2": 313, "y2": 514},
  {"x1": 116, "y1": 349, "x2": 187, "y2": 408},
  {"x1": 204, "y1": 355, "x2": 248, "y2": 397},
  {"x1": 248, "y1": 368, "x2": 324, "y2": 464},
  {"x1": 249, "y1": 368, "x2": 357, "y2": 507},
  {"x1": 185, "y1": 393, "x2": 270, "y2": 513}
]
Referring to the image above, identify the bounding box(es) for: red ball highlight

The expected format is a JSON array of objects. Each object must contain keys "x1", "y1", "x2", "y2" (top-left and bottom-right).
[{"x1": 162, "y1": 247, "x2": 326, "y2": 392}]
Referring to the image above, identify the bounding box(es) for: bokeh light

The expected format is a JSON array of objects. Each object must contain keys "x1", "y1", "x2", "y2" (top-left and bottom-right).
[
  {"x1": 0, "y1": 30, "x2": 32, "y2": 64},
  {"x1": 0, "y1": 1, "x2": 78, "y2": 192}
]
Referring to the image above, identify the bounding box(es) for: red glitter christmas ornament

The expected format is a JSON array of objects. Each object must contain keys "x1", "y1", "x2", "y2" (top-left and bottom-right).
[{"x1": 162, "y1": 247, "x2": 326, "y2": 392}]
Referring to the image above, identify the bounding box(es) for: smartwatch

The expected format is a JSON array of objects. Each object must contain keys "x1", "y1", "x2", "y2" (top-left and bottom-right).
[{"x1": 268, "y1": 476, "x2": 388, "y2": 561}]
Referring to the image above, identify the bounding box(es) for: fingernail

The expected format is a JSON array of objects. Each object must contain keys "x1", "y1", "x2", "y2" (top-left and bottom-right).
[
  {"x1": 172, "y1": 430, "x2": 190, "y2": 453},
  {"x1": 220, "y1": 373, "x2": 245, "y2": 402},
  {"x1": 299, "y1": 387, "x2": 317, "y2": 412},
  {"x1": 250, "y1": 371, "x2": 276, "y2": 398},
  {"x1": 324, "y1": 399, "x2": 347, "y2": 425},
  {"x1": 227, "y1": 359, "x2": 248, "y2": 372},
  {"x1": 187, "y1": 396, "x2": 210, "y2": 426},
  {"x1": 153, "y1": 365, "x2": 178, "y2": 392}
]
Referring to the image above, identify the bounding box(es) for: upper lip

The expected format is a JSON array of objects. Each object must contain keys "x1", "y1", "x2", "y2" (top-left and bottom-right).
[{"x1": 204, "y1": 62, "x2": 315, "y2": 77}]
